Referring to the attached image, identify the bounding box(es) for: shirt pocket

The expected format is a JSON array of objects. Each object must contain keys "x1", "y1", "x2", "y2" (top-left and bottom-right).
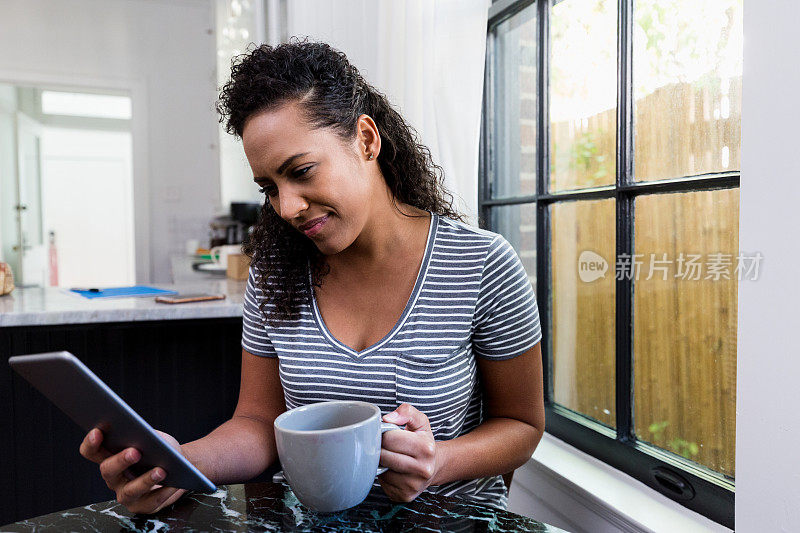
[{"x1": 394, "y1": 340, "x2": 477, "y2": 435}]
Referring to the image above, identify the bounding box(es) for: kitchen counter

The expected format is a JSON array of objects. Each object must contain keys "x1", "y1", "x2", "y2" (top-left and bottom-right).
[
  {"x1": 2, "y1": 281, "x2": 249, "y2": 525},
  {"x1": 0, "y1": 279, "x2": 247, "y2": 327}
]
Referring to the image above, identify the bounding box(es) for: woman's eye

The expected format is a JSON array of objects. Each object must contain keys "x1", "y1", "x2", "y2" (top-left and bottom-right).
[
  {"x1": 293, "y1": 166, "x2": 312, "y2": 178},
  {"x1": 257, "y1": 166, "x2": 311, "y2": 196}
]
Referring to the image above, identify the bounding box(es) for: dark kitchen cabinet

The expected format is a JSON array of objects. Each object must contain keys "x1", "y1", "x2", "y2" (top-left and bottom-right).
[{"x1": 1, "y1": 318, "x2": 245, "y2": 525}]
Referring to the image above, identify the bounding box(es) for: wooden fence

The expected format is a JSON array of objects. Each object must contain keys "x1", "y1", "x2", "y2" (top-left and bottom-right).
[
  {"x1": 549, "y1": 75, "x2": 742, "y2": 189},
  {"x1": 533, "y1": 75, "x2": 741, "y2": 477}
]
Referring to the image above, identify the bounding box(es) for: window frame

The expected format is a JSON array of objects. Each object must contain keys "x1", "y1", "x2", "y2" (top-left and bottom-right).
[{"x1": 480, "y1": 0, "x2": 738, "y2": 527}]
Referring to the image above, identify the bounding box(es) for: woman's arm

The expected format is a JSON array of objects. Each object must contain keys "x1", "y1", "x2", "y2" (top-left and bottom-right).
[
  {"x1": 182, "y1": 348, "x2": 286, "y2": 484},
  {"x1": 378, "y1": 342, "x2": 544, "y2": 501},
  {"x1": 80, "y1": 348, "x2": 285, "y2": 514},
  {"x1": 431, "y1": 342, "x2": 544, "y2": 485}
]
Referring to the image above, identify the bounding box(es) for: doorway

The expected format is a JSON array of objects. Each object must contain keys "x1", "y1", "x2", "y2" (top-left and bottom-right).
[{"x1": 0, "y1": 84, "x2": 135, "y2": 287}]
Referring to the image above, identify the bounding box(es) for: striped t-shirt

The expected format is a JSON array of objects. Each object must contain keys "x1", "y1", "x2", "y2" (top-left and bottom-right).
[{"x1": 241, "y1": 213, "x2": 542, "y2": 509}]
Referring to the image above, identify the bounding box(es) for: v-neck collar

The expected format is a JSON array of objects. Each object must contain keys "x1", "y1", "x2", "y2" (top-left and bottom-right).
[{"x1": 308, "y1": 212, "x2": 439, "y2": 360}]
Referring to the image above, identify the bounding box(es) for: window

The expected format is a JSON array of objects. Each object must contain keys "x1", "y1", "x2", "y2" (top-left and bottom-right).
[
  {"x1": 481, "y1": 0, "x2": 741, "y2": 527},
  {"x1": 40, "y1": 90, "x2": 132, "y2": 120}
]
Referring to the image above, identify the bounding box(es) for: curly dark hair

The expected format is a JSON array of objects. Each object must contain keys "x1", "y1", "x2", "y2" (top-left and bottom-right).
[{"x1": 217, "y1": 37, "x2": 466, "y2": 327}]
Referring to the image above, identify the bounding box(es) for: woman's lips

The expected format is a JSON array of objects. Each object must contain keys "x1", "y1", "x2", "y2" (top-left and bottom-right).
[{"x1": 301, "y1": 215, "x2": 329, "y2": 237}]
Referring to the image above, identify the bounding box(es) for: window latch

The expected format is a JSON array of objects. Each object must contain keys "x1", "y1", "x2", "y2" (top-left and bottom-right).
[{"x1": 650, "y1": 466, "x2": 696, "y2": 501}]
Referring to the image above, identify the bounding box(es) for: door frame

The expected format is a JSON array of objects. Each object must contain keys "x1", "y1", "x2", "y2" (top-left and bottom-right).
[
  {"x1": 14, "y1": 110, "x2": 44, "y2": 285},
  {"x1": 0, "y1": 68, "x2": 151, "y2": 282}
]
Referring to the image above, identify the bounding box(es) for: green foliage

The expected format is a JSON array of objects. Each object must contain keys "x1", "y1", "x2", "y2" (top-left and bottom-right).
[
  {"x1": 648, "y1": 420, "x2": 700, "y2": 460},
  {"x1": 648, "y1": 420, "x2": 670, "y2": 438},
  {"x1": 551, "y1": 129, "x2": 610, "y2": 188}
]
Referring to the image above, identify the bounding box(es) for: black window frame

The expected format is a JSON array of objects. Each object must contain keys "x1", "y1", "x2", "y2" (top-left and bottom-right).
[{"x1": 480, "y1": 0, "x2": 737, "y2": 528}]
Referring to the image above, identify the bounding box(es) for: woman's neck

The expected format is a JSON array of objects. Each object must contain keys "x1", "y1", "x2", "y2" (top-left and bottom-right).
[{"x1": 325, "y1": 202, "x2": 430, "y2": 278}]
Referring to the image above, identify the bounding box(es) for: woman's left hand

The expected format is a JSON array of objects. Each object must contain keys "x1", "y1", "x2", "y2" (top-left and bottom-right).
[{"x1": 379, "y1": 403, "x2": 440, "y2": 502}]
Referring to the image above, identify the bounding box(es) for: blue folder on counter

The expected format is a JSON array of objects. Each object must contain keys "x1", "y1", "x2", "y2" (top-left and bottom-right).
[{"x1": 70, "y1": 286, "x2": 178, "y2": 299}]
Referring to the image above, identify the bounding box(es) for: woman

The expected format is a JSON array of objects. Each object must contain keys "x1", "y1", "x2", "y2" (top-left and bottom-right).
[{"x1": 79, "y1": 39, "x2": 544, "y2": 514}]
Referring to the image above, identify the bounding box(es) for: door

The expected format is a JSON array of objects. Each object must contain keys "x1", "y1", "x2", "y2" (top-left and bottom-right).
[{"x1": 14, "y1": 111, "x2": 46, "y2": 286}]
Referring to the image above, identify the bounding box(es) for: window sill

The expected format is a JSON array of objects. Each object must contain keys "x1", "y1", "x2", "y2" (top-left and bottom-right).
[{"x1": 512, "y1": 433, "x2": 732, "y2": 532}]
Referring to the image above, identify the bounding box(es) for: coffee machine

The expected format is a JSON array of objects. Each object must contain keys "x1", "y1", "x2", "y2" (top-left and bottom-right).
[{"x1": 209, "y1": 202, "x2": 261, "y2": 247}]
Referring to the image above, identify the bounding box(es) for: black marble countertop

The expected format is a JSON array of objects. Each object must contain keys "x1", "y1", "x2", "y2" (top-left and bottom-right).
[{"x1": 1, "y1": 482, "x2": 567, "y2": 532}]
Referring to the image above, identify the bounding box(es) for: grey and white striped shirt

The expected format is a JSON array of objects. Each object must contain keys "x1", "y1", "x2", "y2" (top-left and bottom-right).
[{"x1": 241, "y1": 213, "x2": 542, "y2": 509}]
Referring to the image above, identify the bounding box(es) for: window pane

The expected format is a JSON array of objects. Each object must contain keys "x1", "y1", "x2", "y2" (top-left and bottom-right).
[
  {"x1": 550, "y1": 0, "x2": 617, "y2": 192},
  {"x1": 633, "y1": 0, "x2": 743, "y2": 180},
  {"x1": 487, "y1": 204, "x2": 537, "y2": 287},
  {"x1": 551, "y1": 199, "x2": 616, "y2": 426},
  {"x1": 633, "y1": 189, "x2": 739, "y2": 477},
  {"x1": 490, "y1": 5, "x2": 537, "y2": 198},
  {"x1": 41, "y1": 91, "x2": 132, "y2": 119}
]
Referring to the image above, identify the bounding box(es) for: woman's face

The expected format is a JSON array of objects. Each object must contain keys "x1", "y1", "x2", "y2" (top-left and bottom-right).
[{"x1": 241, "y1": 102, "x2": 383, "y2": 256}]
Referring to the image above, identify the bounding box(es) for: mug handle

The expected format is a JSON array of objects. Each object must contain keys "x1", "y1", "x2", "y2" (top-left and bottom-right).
[
  {"x1": 376, "y1": 421, "x2": 403, "y2": 476},
  {"x1": 271, "y1": 421, "x2": 404, "y2": 483}
]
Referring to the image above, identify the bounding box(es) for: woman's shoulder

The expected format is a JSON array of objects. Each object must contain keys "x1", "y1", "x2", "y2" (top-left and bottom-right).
[{"x1": 435, "y1": 215, "x2": 508, "y2": 251}]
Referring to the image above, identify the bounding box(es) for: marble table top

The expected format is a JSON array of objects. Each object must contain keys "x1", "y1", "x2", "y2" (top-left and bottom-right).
[
  {"x1": 1, "y1": 482, "x2": 566, "y2": 532},
  {"x1": 0, "y1": 279, "x2": 248, "y2": 327}
]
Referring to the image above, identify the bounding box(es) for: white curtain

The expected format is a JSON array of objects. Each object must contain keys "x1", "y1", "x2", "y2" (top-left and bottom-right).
[{"x1": 278, "y1": 0, "x2": 490, "y2": 225}]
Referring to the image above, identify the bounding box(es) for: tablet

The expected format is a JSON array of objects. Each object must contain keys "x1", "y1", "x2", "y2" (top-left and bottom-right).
[{"x1": 8, "y1": 351, "x2": 216, "y2": 492}]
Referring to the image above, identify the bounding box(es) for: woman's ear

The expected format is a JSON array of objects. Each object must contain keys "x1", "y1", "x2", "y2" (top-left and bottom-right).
[{"x1": 356, "y1": 113, "x2": 381, "y2": 159}]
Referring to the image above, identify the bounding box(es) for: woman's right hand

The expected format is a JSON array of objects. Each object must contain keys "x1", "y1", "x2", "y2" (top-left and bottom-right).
[{"x1": 79, "y1": 428, "x2": 188, "y2": 514}]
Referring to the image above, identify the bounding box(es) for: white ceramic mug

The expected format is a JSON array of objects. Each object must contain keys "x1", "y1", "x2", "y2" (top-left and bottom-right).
[
  {"x1": 208, "y1": 244, "x2": 242, "y2": 268},
  {"x1": 272, "y1": 401, "x2": 404, "y2": 512}
]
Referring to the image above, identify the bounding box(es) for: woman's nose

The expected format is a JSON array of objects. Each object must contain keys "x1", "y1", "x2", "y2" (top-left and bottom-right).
[{"x1": 275, "y1": 185, "x2": 309, "y2": 221}]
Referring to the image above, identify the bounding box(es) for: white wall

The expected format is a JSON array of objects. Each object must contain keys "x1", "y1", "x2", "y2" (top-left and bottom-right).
[
  {"x1": 0, "y1": 0, "x2": 221, "y2": 282},
  {"x1": 735, "y1": 0, "x2": 800, "y2": 530}
]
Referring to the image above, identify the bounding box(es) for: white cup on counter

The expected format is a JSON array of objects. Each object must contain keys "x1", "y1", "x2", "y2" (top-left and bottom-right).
[{"x1": 209, "y1": 244, "x2": 242, "y2": 268}]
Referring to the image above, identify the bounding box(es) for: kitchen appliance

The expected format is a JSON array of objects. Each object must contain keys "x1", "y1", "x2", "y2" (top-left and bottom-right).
[{"x1": 208, "y1": 202, "x2": 261, "y2": 247}]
